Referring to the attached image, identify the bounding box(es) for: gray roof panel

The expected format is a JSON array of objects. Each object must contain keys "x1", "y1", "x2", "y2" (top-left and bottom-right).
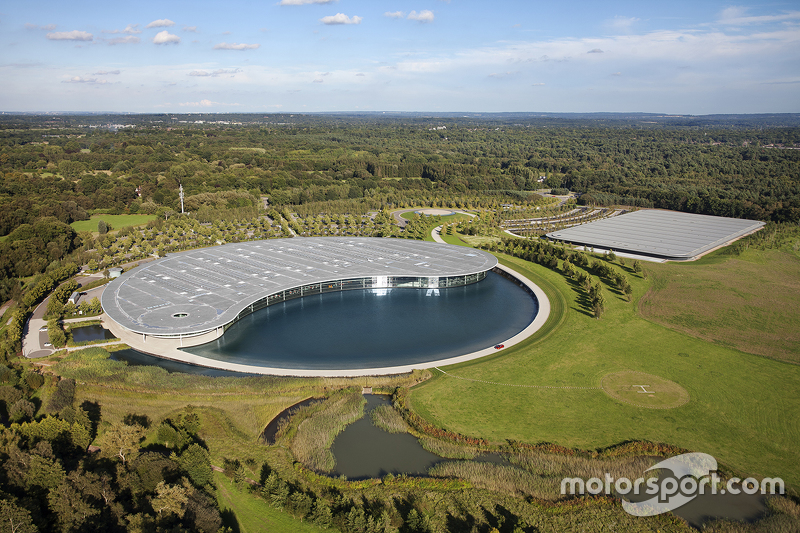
[
  {"x1": 102, "y1": 237, "x2": 498, "y2": 336},
  {"x1": 547, "y1": 209, "x2": 765, "y2": 259}
]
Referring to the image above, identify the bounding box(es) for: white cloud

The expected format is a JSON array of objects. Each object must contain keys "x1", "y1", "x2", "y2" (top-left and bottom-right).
[
  {"x1": 146, "y1": 19, "x2": 175, "y2": 28},
  {"x1": 280, "y1": 0, "x2": 336, "y2": 4},
  {"x1": 717, "y1": 6, "x2": 800, "y2": 25},
  {"x1": 183, "y1": 26, "x2": 198, "y2": 32},
  {"x1": 384, "y1": 11, "x2": 405, "y2": 19},
  {"x1": 93, "y1": 70, "x2": 121, "y2": 75},
  {"x1": 407, "y1": 10, "x2": 434, "y2": 23},
  {"x1": 320, "y1": 13, "x2": 362, "y2": 25},
  {"x1": 26, "y1": 23, "x2": 57, "y2": 31},
  {"x1": 62, "y1": 76, "x2": 109, "y2": 84},
  {"x1": 588, "y1": 48, "x2": 604, "y2": 54},
  {"x1": 180, "y1": 99, "x2": 215, "y2": 107},
  {"x1": 47, "y1": 30, "x2": 93, "y2": 41},
  {"x1": 488, "y1": 71, "x2": 518, "y2": 78},
  {"x1": 106, "y1": 36, "x2": 140, "y2": 45},
  {"x1": 214, "y1": 42, "x2": 260, "y2": 50},
  {"x1": 153, "y1": 31, "x2": 180, "y2": 44},
  {"x1": 607, "y1": 16, "x2": 639, "y2": 31},
  {"x1": 188, "y1": 68, "x2": 242, "y2": 76},
  {"x1": 379, "y1": 24, "x2": 800, "y2": 82},
  {"x1": 104, "y1": 24, "x2": 141, "y2": 34},
  {"x1": 178, "y1": 99, "x2": 240, "y2": 107}
]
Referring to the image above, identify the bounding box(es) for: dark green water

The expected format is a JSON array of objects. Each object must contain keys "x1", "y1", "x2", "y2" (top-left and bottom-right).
[
  {"x1": 109, "y1": 349, "x2": 252, "y2": 377},
  {"x1": 331, "y1": 395, "x2": 508, "y2": 479},
  {"x1": 332, "y1": 396, "x2": 768, "y2": 528},
  {"x1": 71, "y1": 324, "x2": 116, "y2": 343},
  {"x1": 184, "y1": 272, "x2": 537, "y2": 370}
]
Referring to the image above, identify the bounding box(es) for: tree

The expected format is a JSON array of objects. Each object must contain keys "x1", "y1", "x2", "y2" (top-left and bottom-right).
[
  {"x1": 0, "y1": 499, "x2": 38, "y2": 533},
  {"x1": 311, "y1": 499, "x2": 333, "y2": 528},
  {"x1": 623, "y1": 282, "x2": 633, "y2": 302},
  {"x1": 592, "y1": 292, "x2": 606, "y2": 319},
  {"x1": 633, "y1": 259, "x2": 643, "y2": 275},
  {"x1": 177, "y1": 444, "x2": 212, "y2": 487},
  {"x1": 46, "y1": 320, "x2": 66, "y2": 348},
  {"x1": 47, "y1": 471, "x2": 102, "y2": 533},
  {"x1": 150, "y1": 481, "x2": 188, "y2": 518},
  {"x1": 9, "y1": 398, "x2": 35, "y2": 423},
  {"x1": 101, "y1": 422, "x2": 146, "y2": 464},
  {"x1": 97, "y1": 220, "x2": 108, "y2": 235}
]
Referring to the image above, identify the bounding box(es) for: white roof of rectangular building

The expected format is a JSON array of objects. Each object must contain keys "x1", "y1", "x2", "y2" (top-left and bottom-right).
[{"x1": 547, "y1": 209, "x2": 765, "y2": 260}]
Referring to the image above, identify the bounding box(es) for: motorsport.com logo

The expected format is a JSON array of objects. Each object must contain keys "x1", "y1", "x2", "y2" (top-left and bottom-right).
[{"x1": 560, "y1": 452, "x2": 784, "y2": 517}]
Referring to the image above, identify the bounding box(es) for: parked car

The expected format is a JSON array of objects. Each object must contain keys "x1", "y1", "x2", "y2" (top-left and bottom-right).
[{"x1": 494, "y1": 344, "x2": 504, "y2": 349}]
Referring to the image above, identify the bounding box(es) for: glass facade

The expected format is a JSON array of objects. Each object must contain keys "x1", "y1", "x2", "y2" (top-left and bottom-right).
[{"x1": 229, "y1": 271, "x2": 488, "y2": 325}]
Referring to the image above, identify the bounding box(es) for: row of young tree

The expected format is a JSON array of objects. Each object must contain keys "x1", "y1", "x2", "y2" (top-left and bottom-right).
[{"x1": 479, "y1": 238, "x2": 642, "y2": 318}]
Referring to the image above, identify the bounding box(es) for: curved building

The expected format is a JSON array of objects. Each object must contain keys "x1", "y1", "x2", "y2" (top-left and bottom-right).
[{"x1": 102, "y1": 237, "x2": 498, "y2": 343}]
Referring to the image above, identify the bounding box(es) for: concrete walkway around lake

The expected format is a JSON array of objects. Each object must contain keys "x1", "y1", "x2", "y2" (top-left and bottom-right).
[{"x1": 101, "y1": 262, "x2": 551, "y2": 377}]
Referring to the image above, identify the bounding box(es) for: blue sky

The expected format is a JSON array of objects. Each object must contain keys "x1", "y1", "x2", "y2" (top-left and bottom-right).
[{"x1": 1, "y1": 1, "x2": 798, "y2": 114}]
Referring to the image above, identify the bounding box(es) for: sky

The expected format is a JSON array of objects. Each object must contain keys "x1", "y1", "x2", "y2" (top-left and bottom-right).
[{"x1": 1, "y1": 0, "x2": 799, "y2": 114}]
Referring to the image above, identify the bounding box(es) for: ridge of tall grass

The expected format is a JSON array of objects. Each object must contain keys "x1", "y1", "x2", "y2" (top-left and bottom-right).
[
  {"x1": 370, "y1": 404, "x2": 409, "y2": 433},
  {"x1": 418, "y1": 436, "x2": 480, "y2": 459},
  {"x1": 429, "y1": 461, "x2": 559, "y2": 500},
  {"x1": 289, "y1": 392, "x2": 365, "y2": 472}
]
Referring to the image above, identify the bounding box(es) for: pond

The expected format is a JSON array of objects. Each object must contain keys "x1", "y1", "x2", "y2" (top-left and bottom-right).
[
  {"x1": 329, "y1": 395, "x2": 769, "y2": 529},
  {"x1": 184, "y1": 271, "x2": 537, "y2": 370},
  {"x1": 71, "y1": 324, "x2": 116, "y2": 343},
  {"x1": 331, "y1": 394, "x2": 507, "y2": 480}
]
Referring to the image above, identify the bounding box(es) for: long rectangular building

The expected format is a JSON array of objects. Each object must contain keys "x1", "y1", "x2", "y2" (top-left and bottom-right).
[{"x1": 547, "y1": 209, "x2": 765, "y2": 260}]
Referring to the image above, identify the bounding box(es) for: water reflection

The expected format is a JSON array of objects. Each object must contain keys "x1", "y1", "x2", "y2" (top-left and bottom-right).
[
  {"x1": 71, "y1": 324, "x2": 116, "y2": 343},
  {"x1": 331, "y1": 395, "x2": 508, "y2": 480},
  {"x1": 184, "y1": 272, "x2": 537, "y2": 370},
  {"x1": 109, "y1": 349, "x2": 253, "y2": 377}
]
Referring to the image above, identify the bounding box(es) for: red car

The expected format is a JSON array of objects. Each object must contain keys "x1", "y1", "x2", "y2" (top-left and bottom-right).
[{"x1": 494, "y1": 344, "x2": 504, "y2": 349}]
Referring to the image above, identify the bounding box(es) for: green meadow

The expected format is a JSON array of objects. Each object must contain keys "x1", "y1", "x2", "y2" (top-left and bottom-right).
[
  {"x1": 410, "y1": 250, "x2": 800, "y2": 489},
  {"x1": 70, "y1": 213, "x2": 157, "y2": 234}
]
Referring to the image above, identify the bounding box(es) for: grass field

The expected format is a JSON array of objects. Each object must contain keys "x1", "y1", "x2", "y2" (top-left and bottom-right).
[
  {"x1": 639, "y1": 248, "x2": 800, "y2": 364},
  {"x1": 214, "y1": 472, "x2": 326, "y2": 533},
  {"x1": 409, "y1": 251, "x2": 800, "y2": 489},
  {"x1": 70, "y1": 214, "x2": 157, "y2": 233}
]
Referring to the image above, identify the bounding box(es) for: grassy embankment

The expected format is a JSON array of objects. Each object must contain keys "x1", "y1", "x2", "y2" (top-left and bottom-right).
[
  {"x1": 70, "y1": 213, "x2": 157, "y2": 234},
  {"x1": 410, "y1": 246, "x2": 800, "y2": 489}
]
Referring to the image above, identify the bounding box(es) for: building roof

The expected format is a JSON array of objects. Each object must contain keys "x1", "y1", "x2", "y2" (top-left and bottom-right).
[
  {"x1": 547, "y1": 209, "x2": 765, "y2": 260},
  {"x1": 101, "y1": 237, "x2": 498, "y2": 336}
]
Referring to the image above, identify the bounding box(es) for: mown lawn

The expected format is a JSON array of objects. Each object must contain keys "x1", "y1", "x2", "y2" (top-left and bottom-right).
[
  {"x1": 410, "y1": 251, "x2": 800, "y2": 489},
  {"x1": 70, "y1": 214, "x2": 157, "y2": 234}
]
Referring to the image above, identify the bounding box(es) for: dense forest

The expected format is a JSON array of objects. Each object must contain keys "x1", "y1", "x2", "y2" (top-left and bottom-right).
[
  {"x1": 0, "y1": 113, "x2": 797, "y2": 296},
  {"x1": 1, "y1": 113, "x2": 799, "y2": 235}
]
